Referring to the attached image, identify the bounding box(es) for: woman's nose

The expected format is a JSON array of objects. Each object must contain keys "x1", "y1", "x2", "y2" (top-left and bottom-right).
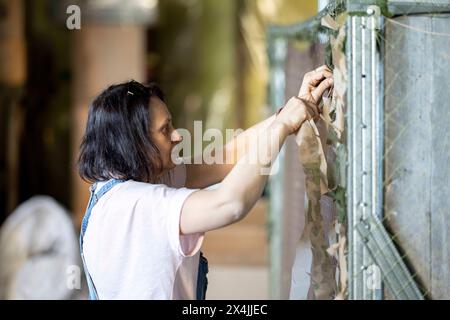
[{"x1": 171, "y1": 129, "x2": 183, "y2": 144}]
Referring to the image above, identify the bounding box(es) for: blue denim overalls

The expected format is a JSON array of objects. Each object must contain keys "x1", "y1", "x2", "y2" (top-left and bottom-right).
[{"x1": 79, "y1": 178, "x2": 208, "y2": 300}]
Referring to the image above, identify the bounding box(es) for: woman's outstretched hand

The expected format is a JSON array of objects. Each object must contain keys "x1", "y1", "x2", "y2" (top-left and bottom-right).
[
  {"x1": 275, "y1": 66, "x2": 334, "y2": 135},
  {"x1": 298, "y1": 65, "x2": 333, "y2": 108}
]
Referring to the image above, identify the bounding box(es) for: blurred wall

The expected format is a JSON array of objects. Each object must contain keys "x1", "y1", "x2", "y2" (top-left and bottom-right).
[{"x1": 0, "y1": 0, "x2": 27, "y2": 223}]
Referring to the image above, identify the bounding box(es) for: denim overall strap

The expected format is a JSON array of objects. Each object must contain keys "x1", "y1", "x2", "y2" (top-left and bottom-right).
[
  {"x1": 79, "y1": 179, "x2": 125, "y2": 300},
  {"x1": 196, "y1": 251, "x2": 209, "y2": 300}
]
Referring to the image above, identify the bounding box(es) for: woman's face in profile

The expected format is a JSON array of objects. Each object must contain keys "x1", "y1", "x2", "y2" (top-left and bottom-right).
[{"x1": 149, "y1": 96, "x2": 183, "y2": 175}]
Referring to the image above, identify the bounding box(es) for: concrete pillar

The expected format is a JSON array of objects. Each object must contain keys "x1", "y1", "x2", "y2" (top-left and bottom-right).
[{"x1": 69, "y1": 1, "x2": 157, "y2": 227}]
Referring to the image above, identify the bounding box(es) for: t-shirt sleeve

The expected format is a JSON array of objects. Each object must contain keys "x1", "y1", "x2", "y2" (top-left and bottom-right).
[{"x1": 164, "y1": 186, "x2": 204, "y2": 258}]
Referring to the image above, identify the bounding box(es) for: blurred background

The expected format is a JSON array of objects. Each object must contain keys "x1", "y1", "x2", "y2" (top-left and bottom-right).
[{"x1": 0, "y1": 0, "x2": 320, "y2": 299}]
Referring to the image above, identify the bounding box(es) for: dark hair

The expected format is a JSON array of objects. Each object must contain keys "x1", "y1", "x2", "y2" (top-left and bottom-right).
[{"x1": 78, "y1": 80, "x2": 165, "y2": 183}]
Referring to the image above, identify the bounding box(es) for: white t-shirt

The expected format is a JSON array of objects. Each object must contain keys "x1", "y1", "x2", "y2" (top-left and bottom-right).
[{"x1": 82, "y1": 163, "x2": 203, "y2": 299}]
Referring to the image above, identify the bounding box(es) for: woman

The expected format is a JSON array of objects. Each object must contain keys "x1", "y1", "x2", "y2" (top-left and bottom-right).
[{"x1": 78, "y1": 66, "x2": 333, "y2": 299}]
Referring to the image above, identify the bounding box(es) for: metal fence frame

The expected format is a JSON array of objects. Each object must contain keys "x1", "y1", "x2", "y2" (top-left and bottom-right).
[{"x1": 266, "y1": 0, "x2": 450, "y2": 300}]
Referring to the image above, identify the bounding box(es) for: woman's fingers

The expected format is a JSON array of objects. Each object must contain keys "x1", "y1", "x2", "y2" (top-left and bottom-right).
[
  {"x1": 314, "y1": 65, "x2": 331, "y2": 73},
  {"x1": 307, "y1": 70, "x2": 333, "y2": 86},
  {"x1": 299, "y1": 68, "x2": 333, "y2": 96},
  {"x1": 311, "y1": 77, "x2": 334, "y2": 103},
  {"x1": 307, "y1": 65, "x2": 332, "y2": 79}
]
